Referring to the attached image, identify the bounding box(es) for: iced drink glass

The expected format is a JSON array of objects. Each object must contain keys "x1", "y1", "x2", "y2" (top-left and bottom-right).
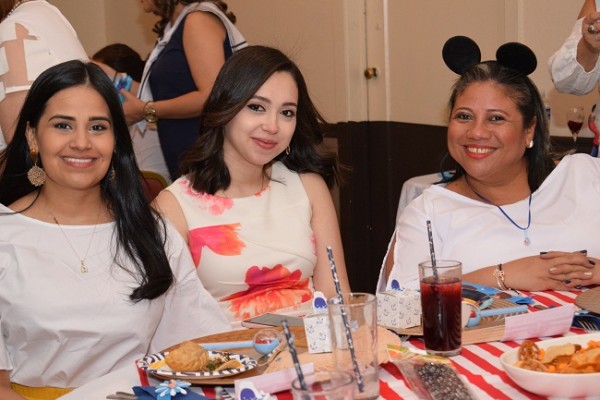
[{"x1": 418, "y1": 260, "x2": 462, "y2": 356}]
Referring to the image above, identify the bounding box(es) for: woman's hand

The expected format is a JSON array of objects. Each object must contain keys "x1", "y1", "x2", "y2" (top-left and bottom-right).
[
  {"x1": 542, "y1": 250, "x2": 598, "y2": 289},
  {"x1": 120, "y1": 90, "x2": 145, "y2": 125},
  {"x1": 578, "y1": 0, "x2": 600, "y2": 70}
]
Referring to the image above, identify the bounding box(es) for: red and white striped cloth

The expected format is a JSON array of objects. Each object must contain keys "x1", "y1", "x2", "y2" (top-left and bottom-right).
[{"x1": 378, "y1": 290, "x2": 582, "y2": 400}]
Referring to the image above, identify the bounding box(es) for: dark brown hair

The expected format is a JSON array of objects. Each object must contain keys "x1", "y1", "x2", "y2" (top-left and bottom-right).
[{"x1": 152, "y1": 0, "x2": 236, "y2": 37}]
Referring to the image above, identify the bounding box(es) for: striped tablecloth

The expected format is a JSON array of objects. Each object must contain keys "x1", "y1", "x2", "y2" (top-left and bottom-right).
[{"x1": 377, "y1": 290, "x2": 582, "y2": 400}]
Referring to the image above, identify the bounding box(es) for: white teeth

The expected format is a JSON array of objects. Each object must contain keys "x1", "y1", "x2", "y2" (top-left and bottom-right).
[
  {"x1": 466, "y1": 147, "x2": 492, "y2": 154},
  {"x1": 63, "y1": 157, "x2": 92, "y2": 163}
]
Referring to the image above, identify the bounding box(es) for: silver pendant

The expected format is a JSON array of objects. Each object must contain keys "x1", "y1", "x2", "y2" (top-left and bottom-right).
[
  {"x1": 80, "y1": 261, "x2": 88, "y2": 273},
  {"x1": 524, "y1": 231, "x2": 530, "y2": 246}
]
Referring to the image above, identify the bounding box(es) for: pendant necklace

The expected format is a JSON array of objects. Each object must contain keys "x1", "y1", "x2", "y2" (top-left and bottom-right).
[
  {"x1": 464, "y1": 176, "x2": 532, "y2": 246},
  {"x1": 52, "y1": 215, "x2": 100, "y2": 273}
]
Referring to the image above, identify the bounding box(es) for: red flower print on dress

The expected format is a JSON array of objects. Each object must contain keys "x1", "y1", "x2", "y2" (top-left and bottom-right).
[
  {"x1": 178, "y1": 179, "x2": 233, "y2": 215},
  {"x1": 221, "y1": 264, "x2": 312, "y2": 320},
  {"x1": 188, "y1": 224, "x2": 245, "y2": 266}
]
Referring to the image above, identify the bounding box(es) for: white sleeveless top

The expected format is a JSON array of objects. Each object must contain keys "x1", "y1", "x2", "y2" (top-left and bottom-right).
[{"x1": 166, "y1": 162, "x2": 317, "y2": 325}]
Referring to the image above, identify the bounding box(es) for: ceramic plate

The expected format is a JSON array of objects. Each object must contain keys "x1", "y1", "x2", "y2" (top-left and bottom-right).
[
  {"x1": 137, "y1": 350, "x2": 257, "y2": 380},
  {"x1": 500, "y1": 332, "x2": 600, "y2": 399}
]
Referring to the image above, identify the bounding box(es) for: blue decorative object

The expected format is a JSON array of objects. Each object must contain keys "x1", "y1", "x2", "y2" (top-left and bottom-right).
[
  {"x1": 155, "y1": 379, "x2": 191, "y2": 399},
  {"x1": 391, "y1": 279, "x2": 401, "y2": 291}
]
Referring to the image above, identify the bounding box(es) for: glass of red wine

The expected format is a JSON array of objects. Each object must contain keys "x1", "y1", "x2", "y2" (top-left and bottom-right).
[{"x1": 567, "y1": 106, "x2": 585, "y2": 145}]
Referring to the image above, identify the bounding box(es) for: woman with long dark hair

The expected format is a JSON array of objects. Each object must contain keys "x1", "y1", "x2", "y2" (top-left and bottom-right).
[
  {"x1": 155, "y1": 45, "x2": 351, "y2": 327},
  {"x1": 0, "y1": 60, "x2": 228, "y2": 400}
]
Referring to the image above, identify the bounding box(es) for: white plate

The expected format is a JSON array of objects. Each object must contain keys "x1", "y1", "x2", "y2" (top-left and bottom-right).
[
  {"x1": 137, "y1": 350, "x2": 257, "y2": 380},
  {"x1": 500, "y1": 332, "x2": 600, "y2": 399}
]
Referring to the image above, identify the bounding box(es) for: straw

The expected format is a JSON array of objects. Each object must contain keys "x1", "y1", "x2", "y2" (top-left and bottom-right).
[
  {"x1": 426, "y1": 220, "x2": 439, "y2": 281},
  {"x1": 281, "y1": 320, "x2": 306, "y2": 391},
  {"x1": 326, "y1": 245, "x2": 365, "y2": 392}
]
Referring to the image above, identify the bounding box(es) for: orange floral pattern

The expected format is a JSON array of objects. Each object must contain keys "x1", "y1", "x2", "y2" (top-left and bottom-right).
[
  {"x1": 221, "y1": 264, "x2": 312, "y2": 320},
  {"x1": 178, "y1": 179, "x2": 234, "y2": 215},
  {"x1": 188, "y1": 224, "x2": 245, "y2": 266}
]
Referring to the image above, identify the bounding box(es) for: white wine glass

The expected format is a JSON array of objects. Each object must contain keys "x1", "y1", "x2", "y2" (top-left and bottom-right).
[{"x1": 567, "y1": 106, "x2": 585, "y2": 145}]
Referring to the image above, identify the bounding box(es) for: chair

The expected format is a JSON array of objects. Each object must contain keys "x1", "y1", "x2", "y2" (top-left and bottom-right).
[{"x1": 141, "y1": 170, "x2": 168, "y2": 201}]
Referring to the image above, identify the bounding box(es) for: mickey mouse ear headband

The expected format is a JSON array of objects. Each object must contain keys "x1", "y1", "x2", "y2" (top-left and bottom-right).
[{"x1": 442, "y1": 35, "x2": 537, "y2": 76}]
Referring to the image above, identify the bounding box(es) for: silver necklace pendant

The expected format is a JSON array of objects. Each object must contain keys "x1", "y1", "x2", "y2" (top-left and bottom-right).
[
  {"x1": 524, "y1": 231, "x2": 531, "y2": 246},
  {"x1": 80, "y1": 261, "x2": 88, "y2": 273}
]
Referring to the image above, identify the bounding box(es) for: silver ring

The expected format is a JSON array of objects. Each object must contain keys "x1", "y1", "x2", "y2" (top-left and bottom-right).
[{"x1": 588, "y1": 24, "x2": 597, "y2": 34}]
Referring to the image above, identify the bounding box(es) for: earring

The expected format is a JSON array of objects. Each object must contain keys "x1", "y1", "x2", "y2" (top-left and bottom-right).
[
  {"x1": 527, "y1": 139, "x2": 534, "y2": 149},
  {"x1": 109, "y1": 167, "x2": 116, "y2": 183},
  {"x1": 27, "y1": 149, "x2": 46, "y2": 187},
  {"x1": 285, "y1": 146, "x2": 291, "y2": 155}
]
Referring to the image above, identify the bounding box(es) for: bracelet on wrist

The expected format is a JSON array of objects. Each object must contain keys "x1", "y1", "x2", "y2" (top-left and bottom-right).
[{"x1": 492, "y1": 263, "x2": 510, "y2": 291}]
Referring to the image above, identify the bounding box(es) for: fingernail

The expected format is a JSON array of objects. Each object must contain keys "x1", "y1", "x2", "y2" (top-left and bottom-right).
[
  {"x1": 580, "y1": 249, "x2": 588, "y2": 253},
  {"x1": 584, "y1": 272, "x2": 592, "y2": 276},
  {"x1": 575, "y1": 285, "x2": 583, "y2": 289},
  {"x1": 589, "y1": 259, "x2": 596, "y2": 266},
  {"x1": 563, "y1": 280, "x2": 571, "y2": 284},
  {"x1": 549, "y1": 267, "x2": 557, "y2": 272},
  {"x1": 540, "y1": 251, "x2": 548, "y2": 255}
]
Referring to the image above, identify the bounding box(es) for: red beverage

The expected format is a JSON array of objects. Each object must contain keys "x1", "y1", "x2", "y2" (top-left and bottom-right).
[
  {"x1": 420, "y1": 276, "x2": 462, "y2": 356},
  {"x1": 568, "y1": 120, "x2": 583, "y2": 134}
]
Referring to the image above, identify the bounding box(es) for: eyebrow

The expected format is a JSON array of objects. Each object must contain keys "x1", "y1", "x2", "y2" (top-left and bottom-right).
[
  {"x1": 49, "y1": 115, "x2": 112, "y2": 123},
  {"x1": 252, "y1": 95, "x2": 297, "y2": 108}
]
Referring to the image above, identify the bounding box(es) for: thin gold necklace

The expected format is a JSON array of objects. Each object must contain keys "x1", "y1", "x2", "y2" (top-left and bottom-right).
[{"x1": 52, "y1": 216, "x2": 100, "y2": 273}]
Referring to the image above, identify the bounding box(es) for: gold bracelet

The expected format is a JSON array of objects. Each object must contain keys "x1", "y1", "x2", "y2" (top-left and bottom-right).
[{"x1": 492, "y1": 263, "x2": 509, "y2": 290}]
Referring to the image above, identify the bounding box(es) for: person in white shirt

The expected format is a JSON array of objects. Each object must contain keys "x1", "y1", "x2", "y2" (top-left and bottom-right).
[
  {"x1": 0, "y1": 60, "x2": 230, "y2": 400},
  {"x1": 381, "y1": 36, "x2": 600, "y2": 293}
]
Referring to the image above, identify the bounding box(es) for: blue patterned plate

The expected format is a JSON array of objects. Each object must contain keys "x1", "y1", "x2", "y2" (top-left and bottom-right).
[{"x1": 137, "y1": 350, "x2": 257, "y2": 380}]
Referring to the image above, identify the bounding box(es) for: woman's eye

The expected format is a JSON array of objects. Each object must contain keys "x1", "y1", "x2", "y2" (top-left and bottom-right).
[
  {"x1": 282, "y1": 109, "x2": 296, "y2": 118},
  {"x1": 454, "y1": 112, "x2": 472, "y2": 121},
  {"x1": 54, "y1": 122, "x2": 71, "y2": 130},
  {"x1": 489, "y1": 115, "x2": 505, "y2": 122},
  {"x1": 89, "y1": 123, "x2": 109, "y2": 133},
  {"x1": 247, "y1": 103, "x2": 265, "y2": 112}
]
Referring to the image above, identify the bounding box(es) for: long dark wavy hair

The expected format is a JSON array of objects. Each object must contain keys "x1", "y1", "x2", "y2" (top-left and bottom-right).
[
  {"x1": 0, "y1": 60, "x2": 173, "y2": 302},
  {"x1": 152, "y1": 0, "x2": 236, "y2": 37},
  {"x1": 179, "y1": 45, "x2": 340, "y2": 193},
  {"x1": 442, "y1": 61, "x2": 555, "y2": 192}
]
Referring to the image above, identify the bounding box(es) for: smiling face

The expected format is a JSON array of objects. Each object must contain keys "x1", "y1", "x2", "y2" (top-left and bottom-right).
[
  {"x1": 26, "y1": 85, "x2": 115, "y2": 193},
  {"x1": 447, "y1": 81, "x2": 535, "y2": 186},
  {"x1": 222, "y1": 71, "x2": 298, "y2": 172}
]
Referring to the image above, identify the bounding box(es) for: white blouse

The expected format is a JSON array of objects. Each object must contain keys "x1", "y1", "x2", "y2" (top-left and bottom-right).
[{"x1": 0, "y1": 205, "x2": 231, "y2": 388}]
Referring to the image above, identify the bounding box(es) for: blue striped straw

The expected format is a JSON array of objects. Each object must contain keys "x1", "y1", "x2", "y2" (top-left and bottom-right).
[
  {"x1": 326, "y1": 245, "x2": 364, "y2": 392},
  {"x1": 282, "y1": 320, "x2": 306, "y2": 391},
  {"x1": 426, "y1": 220, "x2": 439, "y2": 281}
]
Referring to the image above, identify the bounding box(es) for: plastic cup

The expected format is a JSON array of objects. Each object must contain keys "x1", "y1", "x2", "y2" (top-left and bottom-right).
[{"x1": 291, "y1": 370, "x2": 355, "y2": 400}]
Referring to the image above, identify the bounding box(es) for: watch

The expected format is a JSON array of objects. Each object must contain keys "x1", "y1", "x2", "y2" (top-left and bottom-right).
[{"x1": 143, "y1": 101, "x2": 158, "y2": 124}]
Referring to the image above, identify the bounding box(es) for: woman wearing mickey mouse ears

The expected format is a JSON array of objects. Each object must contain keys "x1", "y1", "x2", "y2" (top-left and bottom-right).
[
  {"x1": 549, "y1": 0, "x2": 600, "y2": 94},
  {"x1": 378, "y1": 36, "x2": 600, "y2": 293}
]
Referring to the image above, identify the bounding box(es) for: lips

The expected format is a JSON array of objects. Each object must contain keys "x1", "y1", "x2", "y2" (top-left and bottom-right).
[
  {"x1": 252, "y1": 137, "x2": 277, "y2": 150},
  {"x1": 465, "y1": 146, "x2": 494, "y2": 157},
  {"x1": 62, "y1": 157, "x2": 95, "y2": 167}
]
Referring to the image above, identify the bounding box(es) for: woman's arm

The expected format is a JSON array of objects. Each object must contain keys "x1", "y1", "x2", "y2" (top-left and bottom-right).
[
  {"x1": 0, "y1": 370, "x2": 25, "y2": 400},
  {"x1": 124, "y1": 11, "x2": 227, "y2": 124},
  {"x1": 577, "y1": 0, "x2": 600, "y2": 71},
  {"x1": 153, "y1": 190, "x2": 190, "y2": 245},
  {"x1": 300, "y1": 173, "x2": 351, "y2": 298}
]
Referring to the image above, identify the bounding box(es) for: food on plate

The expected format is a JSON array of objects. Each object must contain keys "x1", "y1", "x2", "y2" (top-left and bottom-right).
[
  {"x1": 165, "y1": 341, "x2": 209, "y2": 372},
  {"x1": 164, "y1": 341, "x2": 244, "y2": 372},
  {"x1": 516, "y1": 339, "x2": 600, "y2": 373}
]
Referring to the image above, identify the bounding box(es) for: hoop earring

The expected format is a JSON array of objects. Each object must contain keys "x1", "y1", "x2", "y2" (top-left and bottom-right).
[
  {"x1": 285, "y1": 146, "x2": 290, "y2": 155},
  {"x1": 109, "y1": 167, "x2": 116, "y2": 183},
  {"x1": 527, "y1": 139, "x2": 534, "y2": 149},
  {"x1": 27, "y1": 149, "x2": 46, "y2": 187}
]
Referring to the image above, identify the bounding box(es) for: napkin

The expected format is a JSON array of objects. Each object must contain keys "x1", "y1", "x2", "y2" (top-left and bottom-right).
[
  {"x1": 132, "y1": 386, "x2": 210, "y2": 400},
  {"x1": 501, "y1": 304, "x2": 574, "y2": 341}
]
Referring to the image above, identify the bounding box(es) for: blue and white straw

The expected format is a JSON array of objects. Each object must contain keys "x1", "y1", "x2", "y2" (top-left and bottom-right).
[
  {"x1": 326, "y1": 245, "x2": 364, "y2": 392},
  {"x1": 282, "y1": 320, "x2": 306, "y2": 391}
]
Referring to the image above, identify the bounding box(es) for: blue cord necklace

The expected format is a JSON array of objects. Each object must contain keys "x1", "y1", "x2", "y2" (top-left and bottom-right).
[{"x1": 465, "y1": 176, "x2": 532, "y2": 246}]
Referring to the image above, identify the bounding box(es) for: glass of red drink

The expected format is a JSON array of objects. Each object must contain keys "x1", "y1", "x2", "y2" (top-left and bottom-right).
[{"x1": 418, "y1": 260, "x2": 462, "y2": 356}]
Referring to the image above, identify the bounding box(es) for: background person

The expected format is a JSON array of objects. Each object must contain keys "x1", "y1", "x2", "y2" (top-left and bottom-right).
[
  {"x1": 380, "y1": 37, "x2": 600, "y2": 293},
  {"x1": 154, "y1": 45, "x2": 351, "y2": 327},
  {"x1": 0, "y1": 60, "x2": 229, "y2": 400},
  {"x1": 92, "y1": 42, "x2": 145, "y2": 82},
  {"x1": 123, "y1": 0, "x2": 247, "y2": 182},
  {"x1": 0, "y1": 0, "x2": 87, "y2": 150}
]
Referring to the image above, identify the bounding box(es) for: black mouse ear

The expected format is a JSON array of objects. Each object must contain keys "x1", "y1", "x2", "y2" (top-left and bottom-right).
[
  {"x1": 442, "y1": 36, "x2": 481, "y2": 75},
  {"x1": 496, "y1": 42, "x2": 537, "y2": 75}
]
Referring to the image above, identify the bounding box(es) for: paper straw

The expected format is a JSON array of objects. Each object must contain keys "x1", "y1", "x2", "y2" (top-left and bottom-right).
[
  {"x1": 282, "y1": 320, "x2": 306, "y2": 391},
  {"x1": 326, "y1": 245, "x2": 365, "y2": 392},
  {"x1": 426, "y1": 220, "x2": 439, "y2": 281}
]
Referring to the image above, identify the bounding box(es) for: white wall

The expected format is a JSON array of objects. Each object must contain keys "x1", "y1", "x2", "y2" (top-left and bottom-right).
[{"x1": 51, "y1": 0, "x2": 595, "y2": 137}]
